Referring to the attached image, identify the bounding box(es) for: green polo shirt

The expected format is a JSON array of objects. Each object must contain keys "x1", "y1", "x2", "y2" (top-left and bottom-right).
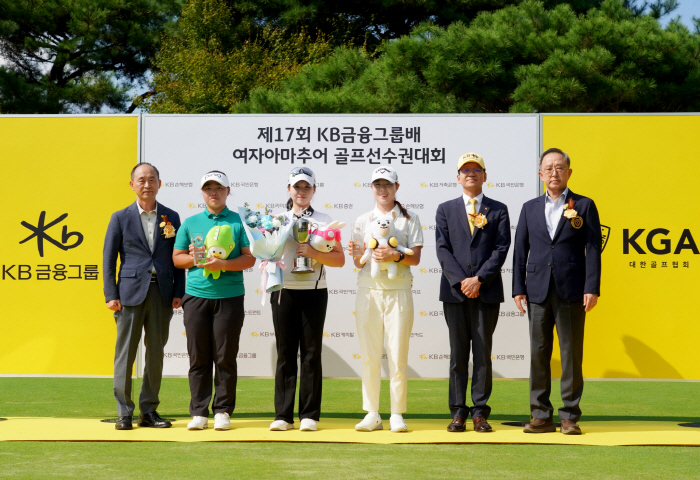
[{"x1": 174, "y1": 206, "x2": 250, "y2": 299}]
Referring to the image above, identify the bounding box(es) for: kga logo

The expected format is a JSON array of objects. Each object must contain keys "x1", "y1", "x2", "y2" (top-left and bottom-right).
[
  {"x1": 623, "y1": 228, "x2": 698, "y2": 254},
  {"x1": 20, "y1": 211, "x2": 83, "y2": 257},
  {"x1": 601, "y1": 225, "x2": 610, "y2": 252}
]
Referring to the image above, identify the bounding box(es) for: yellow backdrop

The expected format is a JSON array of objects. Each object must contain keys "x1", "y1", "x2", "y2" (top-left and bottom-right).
[
  {"x1": 543, "y1": 115, "x2": 700, "y2": 379},
  {"x1": 0, "y1": 116, "x2": 137, "y2": 375}
]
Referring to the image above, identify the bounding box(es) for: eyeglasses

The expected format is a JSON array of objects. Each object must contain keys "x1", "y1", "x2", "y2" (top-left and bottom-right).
[
  {"x1": 541, "y1": 166, "x2": 568, "y2": 176},
  {"x1": 459, "y1": 167, "x2": 483, "y2": 174},
  {"x1": 290, "y1": 167, "x2": 315, "y2": 177}
]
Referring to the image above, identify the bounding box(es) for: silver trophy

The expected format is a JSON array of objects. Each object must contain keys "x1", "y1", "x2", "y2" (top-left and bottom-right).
[{"x1": 289, "y1": 217, "x2": 315, "y2": 274}]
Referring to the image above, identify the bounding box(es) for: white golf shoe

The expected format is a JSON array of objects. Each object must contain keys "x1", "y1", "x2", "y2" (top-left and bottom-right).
[
  {"x1": 187, "y1": 416, "x2": 208, "y2": 430},
  {"x1": 390, "y1": 414, "x2": 408, "y2": 432},
  {"x1": 299, "y1": 418, "x2": 318, "y2": 431},
  {"x1": 355, "y1": 412, "x2": 383, "y2": 432},
  {"x1": 269, "y1": 419, "x2": 294, "y2": 431},
  {"x1": 214, "y1": 412, "x2": 231, "y2": 431}
]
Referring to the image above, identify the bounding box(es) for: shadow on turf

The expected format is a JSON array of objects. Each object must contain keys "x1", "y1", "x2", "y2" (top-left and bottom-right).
[{"x1": 142, "y1": 413, "x2": 700, "y2": 423}]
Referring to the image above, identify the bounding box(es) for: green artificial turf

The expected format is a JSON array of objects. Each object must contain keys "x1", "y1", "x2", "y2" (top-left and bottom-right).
[{"x1": 1, "y1": 378, "x2": 700, "y2": 479}]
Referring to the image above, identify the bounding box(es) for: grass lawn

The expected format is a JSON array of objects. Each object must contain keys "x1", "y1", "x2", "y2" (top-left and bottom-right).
[{"x1": 1, "y1": 377, "x2": 699, "y2": 479}]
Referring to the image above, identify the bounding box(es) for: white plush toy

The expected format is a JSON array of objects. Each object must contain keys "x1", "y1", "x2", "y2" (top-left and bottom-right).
[
  {"x1": 359, "y1": 210, "x2": 414, "y2": 279},
  {"x1": 308, "y1": 221, "x2": 346, "y2": 261}
]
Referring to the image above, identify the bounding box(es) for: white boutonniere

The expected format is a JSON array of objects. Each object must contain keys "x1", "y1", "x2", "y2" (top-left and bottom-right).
[
  {"x1": 159, "y1": 215, "x2": 176, "y2": 238},
  {"x1": 563, "y1": 199, "x2": 583, "y2": 229},
  {"x1": 470, "y1": 213, "x2": 488, "y2": 229}
]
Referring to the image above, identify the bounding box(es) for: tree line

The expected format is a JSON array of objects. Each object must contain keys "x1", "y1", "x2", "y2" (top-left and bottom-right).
[{"x1": 1, "y1": 0, "x2": 696, "y2": 114}]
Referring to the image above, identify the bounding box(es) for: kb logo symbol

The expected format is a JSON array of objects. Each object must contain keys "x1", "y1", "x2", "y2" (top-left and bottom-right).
[{"x1": 20, "y1": 211, "x2": 83, "y2": 257}]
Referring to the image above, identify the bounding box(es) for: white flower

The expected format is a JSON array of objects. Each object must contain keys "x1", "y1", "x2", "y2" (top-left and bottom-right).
[
  {"x1": 272, "y1": 218, "x2": 281, "y2": 228},
  {"x1": 247, "y1": 215, "x2": 258, "y2": 223},
  {"x1": 563, "y1": 208, "x2": 578, "y2": 219}
]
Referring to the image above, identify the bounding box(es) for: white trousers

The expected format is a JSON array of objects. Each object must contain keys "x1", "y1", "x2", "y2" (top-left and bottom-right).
[{"x1": 355, "y1": 286, "x2": 414, "y2": 414}]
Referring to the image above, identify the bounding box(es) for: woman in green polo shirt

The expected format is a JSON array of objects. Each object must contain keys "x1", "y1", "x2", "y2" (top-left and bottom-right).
[{"x1": 173, "y1": 170, "x2": 256, "y2": 431}]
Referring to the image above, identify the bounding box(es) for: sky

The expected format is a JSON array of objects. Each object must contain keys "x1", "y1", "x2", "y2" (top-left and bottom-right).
[{"x1": 660, "y1": 1, "x2": 700, "y2": 29}]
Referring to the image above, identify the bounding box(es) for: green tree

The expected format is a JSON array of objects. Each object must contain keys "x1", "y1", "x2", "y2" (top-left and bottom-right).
[
  {"x1": 236, "y1": 0, "x2": 700, "y2": 114},
  {"x1": 0, "y1": 0, "x2": 182, "y2": 113},
  {"x1": 143, "y1": 0, "x2": 333, "y2": 113}
]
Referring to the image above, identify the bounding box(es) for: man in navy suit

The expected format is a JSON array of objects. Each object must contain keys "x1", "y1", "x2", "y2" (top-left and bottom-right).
[
  {"x1": 513, "y1": 148, "x2": 601, "y2": 435},
  {"x1": 103, "y1": 163, "x2": 185, "y2": 430},
  {"x1": 436, "y1": 152, "x2": 511, "y2": 433}
]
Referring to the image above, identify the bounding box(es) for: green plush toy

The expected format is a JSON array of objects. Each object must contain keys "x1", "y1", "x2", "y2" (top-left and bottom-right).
[{"x1": 203, "y1": 225, "x2": 236, "y2": 280}]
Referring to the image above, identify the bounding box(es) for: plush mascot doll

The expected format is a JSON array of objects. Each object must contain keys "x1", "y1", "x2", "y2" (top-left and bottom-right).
[
  {"x1": 308, "y1": 221, "x2": 346, "y2": 261},
  {"x1": 203, "y1": 225, "x2": 235, "y2": 280},
  {"x1": 359, "y1": 210, "x2": 413, "y2": 279}
]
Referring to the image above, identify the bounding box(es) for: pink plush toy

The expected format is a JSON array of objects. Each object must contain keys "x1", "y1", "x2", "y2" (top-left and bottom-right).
[{"x1": 309, "y1": 220, "x2": 346, "y2": 254}]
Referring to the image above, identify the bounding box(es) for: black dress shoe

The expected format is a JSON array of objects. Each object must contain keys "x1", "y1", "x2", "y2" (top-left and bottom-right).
[
  {"x1": 447, "y1": 416, "x2": 467, "y2": 432},
  {"x1": 115, "y1": 416, "x2": 133, "y2": 430},
  {"x1": 138, "y1": 411, "x2": 172, "y2": 428}
]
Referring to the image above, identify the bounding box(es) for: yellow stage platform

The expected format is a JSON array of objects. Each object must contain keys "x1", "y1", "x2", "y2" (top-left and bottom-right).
[{"x1": 1, "y1": 417, "x2": 698, "y2": 446}]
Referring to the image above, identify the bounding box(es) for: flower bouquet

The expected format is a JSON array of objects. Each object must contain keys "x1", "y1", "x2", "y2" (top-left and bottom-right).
[{"x1": 238, "y1": 203, "x2": 294, "y2": 304}]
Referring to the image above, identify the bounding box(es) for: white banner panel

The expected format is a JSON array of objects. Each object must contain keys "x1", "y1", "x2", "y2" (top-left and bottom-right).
[{"x1": 141, "y1": 114, "x2": 539, "y2": 378}]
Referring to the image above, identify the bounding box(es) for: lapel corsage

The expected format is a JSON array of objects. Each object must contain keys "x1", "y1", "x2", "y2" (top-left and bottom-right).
[
  {"x1": 470, "y1": 212, "x2": 488, "y2": 229},
  {"x1": 159, "y1": 215, "x2": 176, "y2": 238},
  {"x1": 563, "y1": 198, "x2": 583, "y2": 229}
]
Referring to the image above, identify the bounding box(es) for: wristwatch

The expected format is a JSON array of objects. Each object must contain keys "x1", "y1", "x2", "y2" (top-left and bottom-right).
[
  {"x1": 395, "y1": 252, "x2": 405, "y2": 263},
  {"x1": 477, "y1": 275, "x2": 485, "y2": 283}
]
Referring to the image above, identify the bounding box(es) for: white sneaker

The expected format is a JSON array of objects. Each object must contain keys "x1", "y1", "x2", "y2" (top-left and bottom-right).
[
  {"x1": 187, "y1": 416, "x2": 208, "y2": 430},
  {"x1": 355, "y1": 412, "x2": 383, "y2": 432},
  {"x1": 269, "y1": 419, "x2": 294, "y2": 431},
  {"x1": 214, "y1": 412, "x2": 230, "y2": 431},
  {"x1": 390, "y1": 414, "x2": 408, "y2": 432},
  {"x1": 299, "y1": 418, "x2": 317, "y2": 431}
]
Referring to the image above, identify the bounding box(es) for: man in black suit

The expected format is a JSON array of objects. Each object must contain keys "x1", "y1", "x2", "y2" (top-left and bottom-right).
[
  {"x1": 436, "y1": 152, "x2": 511, "y2": 433},
  {"x1": 513, "y1": 148, "x2": 601, "y2": 435},
  {"x1": 103, "y1": 163, "x2": 185, "y2": 430}
]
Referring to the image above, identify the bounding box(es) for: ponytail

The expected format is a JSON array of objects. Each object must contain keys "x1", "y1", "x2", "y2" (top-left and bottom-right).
[{"x1": 394, "y1": 199, "x2": 411, "y2": 219}]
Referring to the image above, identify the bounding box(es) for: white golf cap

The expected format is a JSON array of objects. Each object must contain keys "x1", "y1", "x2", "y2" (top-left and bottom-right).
[
  {"x1": 371, "y1": 166, "x2": 398, "y2": 184},
  {"x1": 201, "y1": 171, "x2": 230, "y2": 188},
  {"x1": 288, "y1": 166, "x2": 316, "y2": 186}
]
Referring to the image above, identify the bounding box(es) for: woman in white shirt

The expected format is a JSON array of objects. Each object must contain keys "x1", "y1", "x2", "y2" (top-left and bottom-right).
[
  {"x1": 347, "y1": 166, "x2": 423, "y2": 432},
  {"x1": 269, "y1": 167, "x2": 345, "y2": 432}
]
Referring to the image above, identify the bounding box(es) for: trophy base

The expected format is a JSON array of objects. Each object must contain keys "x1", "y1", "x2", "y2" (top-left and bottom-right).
[{"x1": 291, "y1": 257, "x2": 315, "y2": 274}]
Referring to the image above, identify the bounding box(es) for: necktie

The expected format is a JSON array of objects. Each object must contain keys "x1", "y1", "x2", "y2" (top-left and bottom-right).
[{"x1": 468, "y1": 198, "x2": 477, "y2": 234}]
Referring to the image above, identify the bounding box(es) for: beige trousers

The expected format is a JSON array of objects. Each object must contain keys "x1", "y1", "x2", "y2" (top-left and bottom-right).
[{"x1": 355, "y1": 286, "x2": 414, "y2": 414}]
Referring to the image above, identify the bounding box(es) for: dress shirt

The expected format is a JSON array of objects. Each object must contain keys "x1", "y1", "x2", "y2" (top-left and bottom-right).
[
  {"x1": 544, "y1": 187, "x2": 569, "y2": 239},
  {"x1": 462, "y1": 192, "x2": 484, "y2": 217},
  {"x1": 137, "y1": 201, "x2": 157, "y2": 272}
]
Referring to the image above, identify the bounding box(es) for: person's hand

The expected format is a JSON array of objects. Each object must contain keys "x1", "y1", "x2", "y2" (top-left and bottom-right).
[
  {"x1": 172, "y1": 297, "x2": 182, "y2": 309},
  {"x1": 296, "y1": 243, "x2": 317, "y2": 260},
  {"x1": 372, "y1": 245, "x2": 399, "y2": 263},
  {"x1": 461, "y1": 276, "x2": 482, "y2": 298},
  {"x1": 584, "y1": 293, "x2": 598, "y2": 312},
  {"x1": 188, "y1": 243, "x2": 195, "y2": 256},
  {"x1": 107, "y1": 299, "x2": 122, "y2": 312},
  {"x1": 197, "y1": 256, "x2": 226, "y2": 272},
  {"x1": 514, "y1": 295, "x2": 527, "y2": 314}
]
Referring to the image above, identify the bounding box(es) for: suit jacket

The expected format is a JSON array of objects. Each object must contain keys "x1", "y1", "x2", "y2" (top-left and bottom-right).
[
  {"x1": 103, "y1": 202, "x2": 185, "y2": 307},
  {"x1": 436, "y1": 195, "x2": 511, "y2": 304},
  {"x1": 512, "y1": 190, "x2": 601, "y2": 304}
]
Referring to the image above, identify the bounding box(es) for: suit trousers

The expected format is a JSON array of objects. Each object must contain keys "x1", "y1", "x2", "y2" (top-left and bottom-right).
[
  {"x1": 270, "y1": 288, "x2": 328, "y2": 423},
  {"x1": 528, "y1": 276, "x2": 586, "y2": 422},
  {"x1": 355, "y1": 287, "x2": 414, "y2": 414},
  {"x1": 183, "y1": 294, "x2": 245, "y2": 417},
  {"x1": 113, "y1": 282, "x2": 172, "y2": 417},
  {"x1": 443, "y1": 299, "x2": 499, "y2": 420}
]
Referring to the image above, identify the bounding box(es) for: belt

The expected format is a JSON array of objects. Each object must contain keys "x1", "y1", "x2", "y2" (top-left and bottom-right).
[{"x1": 150, "y1": 273, "x2": 158, "y2": 283}]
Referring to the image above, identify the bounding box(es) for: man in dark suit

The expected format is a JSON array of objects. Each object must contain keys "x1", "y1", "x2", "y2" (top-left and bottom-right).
[
  {"x1": 513, "y1": 148, "x2": 601, "y2": 435},
  {"x1": 103, "y1": 163, "x2": 185, "y2": 430},
  {"x1": 436, "y1": 152, "x2": 511, "y2": 433}
]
